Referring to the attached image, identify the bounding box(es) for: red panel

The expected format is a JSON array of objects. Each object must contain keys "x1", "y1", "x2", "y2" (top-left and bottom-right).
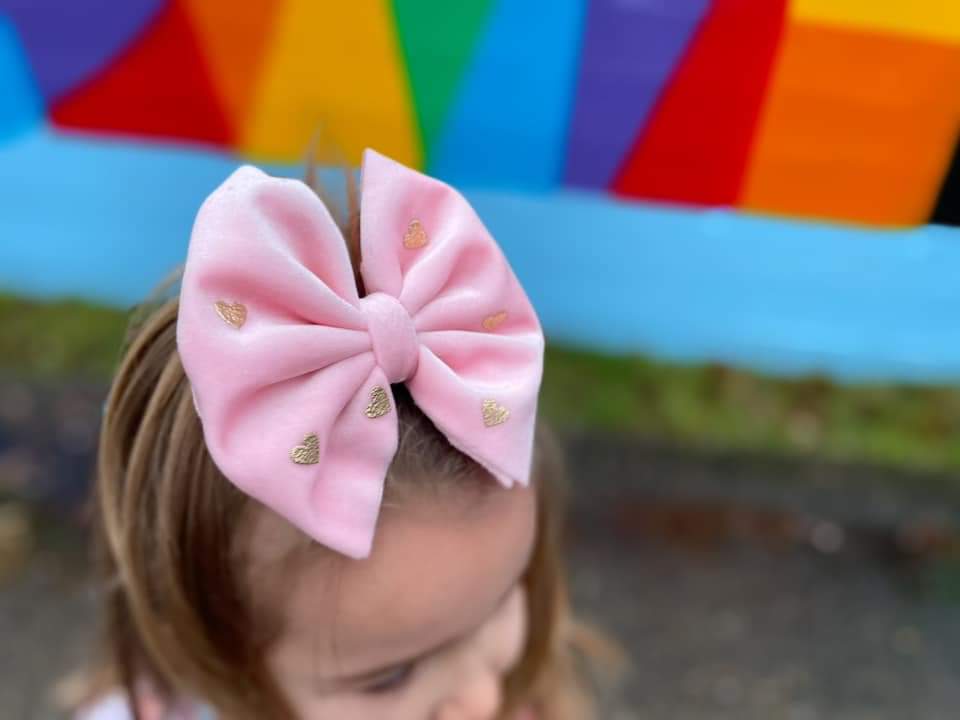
[
  {"x1": 51, "y1": 0, "x2": 232, "y2": 147},
  {"x1": 612, "y1": 0, "x2": 786, "y2": 207}
]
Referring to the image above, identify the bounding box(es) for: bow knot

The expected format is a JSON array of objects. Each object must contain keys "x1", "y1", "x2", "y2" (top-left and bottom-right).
[{"x1": 360, "y1": 292, "x2": 419, "y2": 384}]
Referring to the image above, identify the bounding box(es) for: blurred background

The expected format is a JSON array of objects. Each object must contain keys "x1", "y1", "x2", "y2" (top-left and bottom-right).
[{"x1": 2, "y1": 1, "x2": 960, "y2": 718}]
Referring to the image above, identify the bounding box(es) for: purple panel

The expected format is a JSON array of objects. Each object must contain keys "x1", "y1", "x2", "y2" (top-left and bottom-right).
[
  {"x1": 0, "y1": 0, "x2": 164, "y2": 103},
  {"x1": 564, "y1": 0, "x2": 711, "y2": 188}
]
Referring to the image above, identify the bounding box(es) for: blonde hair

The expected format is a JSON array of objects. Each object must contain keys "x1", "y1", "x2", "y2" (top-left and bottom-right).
[{"x1": 81, "y1": 166, "x2": 613, "y2": 719}]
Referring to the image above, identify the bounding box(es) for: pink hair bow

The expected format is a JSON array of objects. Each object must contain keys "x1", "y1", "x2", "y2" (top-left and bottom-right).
[{"x1": 177, "y1": 150, "x2": 544, "y2": 558}]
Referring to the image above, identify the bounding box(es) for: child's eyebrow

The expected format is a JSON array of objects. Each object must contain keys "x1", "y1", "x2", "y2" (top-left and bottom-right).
[{"x1": 327, "y1": 581, "x2": 519, "y2": 689}]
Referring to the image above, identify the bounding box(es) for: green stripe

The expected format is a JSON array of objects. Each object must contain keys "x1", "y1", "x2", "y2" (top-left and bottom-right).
[{"x1": 391, "y1": 0, "x2": 495, "y2": 164}]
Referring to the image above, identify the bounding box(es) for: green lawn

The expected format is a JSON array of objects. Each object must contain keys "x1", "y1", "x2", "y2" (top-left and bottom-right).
[
  {"x1": 0, "y1": 294, "x2": 129, "y2": 380},
  {"x1": 4, "y1": 293, "x2": 960, "y2": 473},
  {"x1": 540, "y1": 347, "x2": 960, "y2": 473}
]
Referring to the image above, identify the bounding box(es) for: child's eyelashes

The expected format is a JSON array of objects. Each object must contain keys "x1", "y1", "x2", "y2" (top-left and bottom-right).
[{"x1": 359, "y1": 662, "x2": 416, "y2": 695}]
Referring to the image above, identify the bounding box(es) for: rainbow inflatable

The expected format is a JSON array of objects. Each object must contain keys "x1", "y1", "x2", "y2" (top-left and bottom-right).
[
  {"x1": 3, "y1": 0, "x2": 958, "y2": 225},
  {"x1": 1, "y1": 1, "x2": 960, "y2": 380}
]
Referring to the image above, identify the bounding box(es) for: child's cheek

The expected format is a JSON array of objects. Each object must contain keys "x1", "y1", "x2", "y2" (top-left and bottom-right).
[{"x1": 492, "y1": 586, "x2": 529, "y2": 673}]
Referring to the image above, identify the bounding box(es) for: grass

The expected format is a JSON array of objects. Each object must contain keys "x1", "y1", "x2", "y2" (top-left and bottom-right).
[
  {"x1": 541, "y1": 348, "x2": 960, "y2": 473},
  {"x1": 4, "y1": 293, "x2": 960, "y2": 473},
  {"x1": 0, "y1": 294, "x2": 129, "y2": 379}
]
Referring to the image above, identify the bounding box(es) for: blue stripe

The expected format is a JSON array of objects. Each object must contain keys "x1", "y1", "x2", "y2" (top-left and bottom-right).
[
  {"x1": 469, "y1": 192, "x2": 960, "y2": 382},
  {"x1": 0, "y1": 127, "x2": 305, "y2": 304},
  {"x1": 428, "y1": 0, "x2": 587, "y2": 190},
  {"x1": 3, "y1": 128, "x2": 960, "y2": 382},
  {"x1": 0, "y1": 14, "x2": 42, "y2": 141}
]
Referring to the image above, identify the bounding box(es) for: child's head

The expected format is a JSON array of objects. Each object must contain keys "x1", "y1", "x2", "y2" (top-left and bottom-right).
[{"x1": 90, "y1": 152, "x2": 593, "y2": 719}]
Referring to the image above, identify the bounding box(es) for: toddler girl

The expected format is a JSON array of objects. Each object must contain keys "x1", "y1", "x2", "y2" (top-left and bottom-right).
[{"x1": 76, "y1": 150, "x2": 609, "y2": 719}]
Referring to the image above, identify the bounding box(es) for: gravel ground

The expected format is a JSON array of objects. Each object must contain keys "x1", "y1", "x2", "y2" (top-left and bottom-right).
[
  {"x1": 571, "y1": 538, "x2": 960, "y2": 720},
  {"x1": 3, "y1": 380, "x2": 960, "y2": 719}
]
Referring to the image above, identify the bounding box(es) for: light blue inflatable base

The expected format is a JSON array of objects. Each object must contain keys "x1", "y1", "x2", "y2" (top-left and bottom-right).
[{"x1": 2, "y1": 127, "x2": 960, "y2": 383}]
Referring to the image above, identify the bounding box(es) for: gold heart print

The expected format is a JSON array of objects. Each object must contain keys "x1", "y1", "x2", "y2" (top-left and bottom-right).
[
  {"x1": 214, "y1": 300, "x2": 247, "y2": 328},
  {"x1": 482, "y1": 311, "x2": 508, "y2": 331},
  {"x1": 365, "y1": 386, "x2": 392, "y2": 419},
  {"x1": 403, "y1": 219, "x2": 429, "y2": 249},
  {"x1": 482, "y1": 399, "x2": 510, "y2": 427},
  {"x1": 290, "y1": 433, "x2": 320, "y2": 465}
]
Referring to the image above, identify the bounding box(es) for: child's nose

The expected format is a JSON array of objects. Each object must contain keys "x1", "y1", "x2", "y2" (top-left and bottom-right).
[{"x1": 437, "y1": 663, "x2": 502, "y2": 720}]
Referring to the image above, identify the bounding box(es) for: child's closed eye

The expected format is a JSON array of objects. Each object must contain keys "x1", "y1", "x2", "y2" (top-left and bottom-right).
[{"x1": 360, "y1": 662, "x2": 416, "y2": 695}]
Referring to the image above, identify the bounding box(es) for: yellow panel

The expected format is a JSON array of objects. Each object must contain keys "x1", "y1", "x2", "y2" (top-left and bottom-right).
[
  {"x1": 240, "y1": 0, "x2": 421, "y2": 166},
  {"x1": 792, "y1": 0, "x2": 960, "y2": 43}
]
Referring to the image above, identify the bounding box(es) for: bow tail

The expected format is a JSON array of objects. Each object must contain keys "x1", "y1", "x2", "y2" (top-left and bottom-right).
[{"x1": 300, "y1": 365, "x2": 398, "y2": 558}]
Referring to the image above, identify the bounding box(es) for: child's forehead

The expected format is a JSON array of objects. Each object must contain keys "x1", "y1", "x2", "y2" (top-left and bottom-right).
[{"x1": 261, "y1": 482, "x2": 537, "y2": 678}]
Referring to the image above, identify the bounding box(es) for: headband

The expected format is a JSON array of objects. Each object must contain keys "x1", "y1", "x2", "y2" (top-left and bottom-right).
[{"x1": 176, "y1": 150, "x2": 544, "y2": 558}]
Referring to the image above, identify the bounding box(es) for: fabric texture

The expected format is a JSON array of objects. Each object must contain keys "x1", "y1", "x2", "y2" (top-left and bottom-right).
[{"x1": 177, "y1": 149, "x2": 544, "y2": 558}]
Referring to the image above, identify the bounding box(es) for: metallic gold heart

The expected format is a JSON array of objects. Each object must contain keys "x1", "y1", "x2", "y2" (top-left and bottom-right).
[
  {"x1": 290, "y1": 433, "x2": 320, "y2": 465},
  {"x1": 214, "y1": 300, "x2": 247, "y2": 328},
  {"x1": 365, "y1": 386, "x2": 391, "y2": 419},
  {"x1": 403, "y1": 219, "x2": 429, "y2": 249},
  {"x1": 482, "y1": 399, "x2": 510, "y2": 427},
  {"x1": 482, "y1": 311, "x2": 508, "y2": 331}
]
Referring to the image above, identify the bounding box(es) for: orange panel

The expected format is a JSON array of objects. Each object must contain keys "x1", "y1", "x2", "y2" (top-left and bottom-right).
[
  {"x1": 181, "y1": 0, "x2": 282, "y2": 131},
  {"x1": 741, "y1": 22, "x2": 960, "y2": 227}
]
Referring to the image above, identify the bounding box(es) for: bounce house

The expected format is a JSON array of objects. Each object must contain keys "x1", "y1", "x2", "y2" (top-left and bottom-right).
[{"x1": 1, "y1": 0, "x2": 959, "y2": 380}]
